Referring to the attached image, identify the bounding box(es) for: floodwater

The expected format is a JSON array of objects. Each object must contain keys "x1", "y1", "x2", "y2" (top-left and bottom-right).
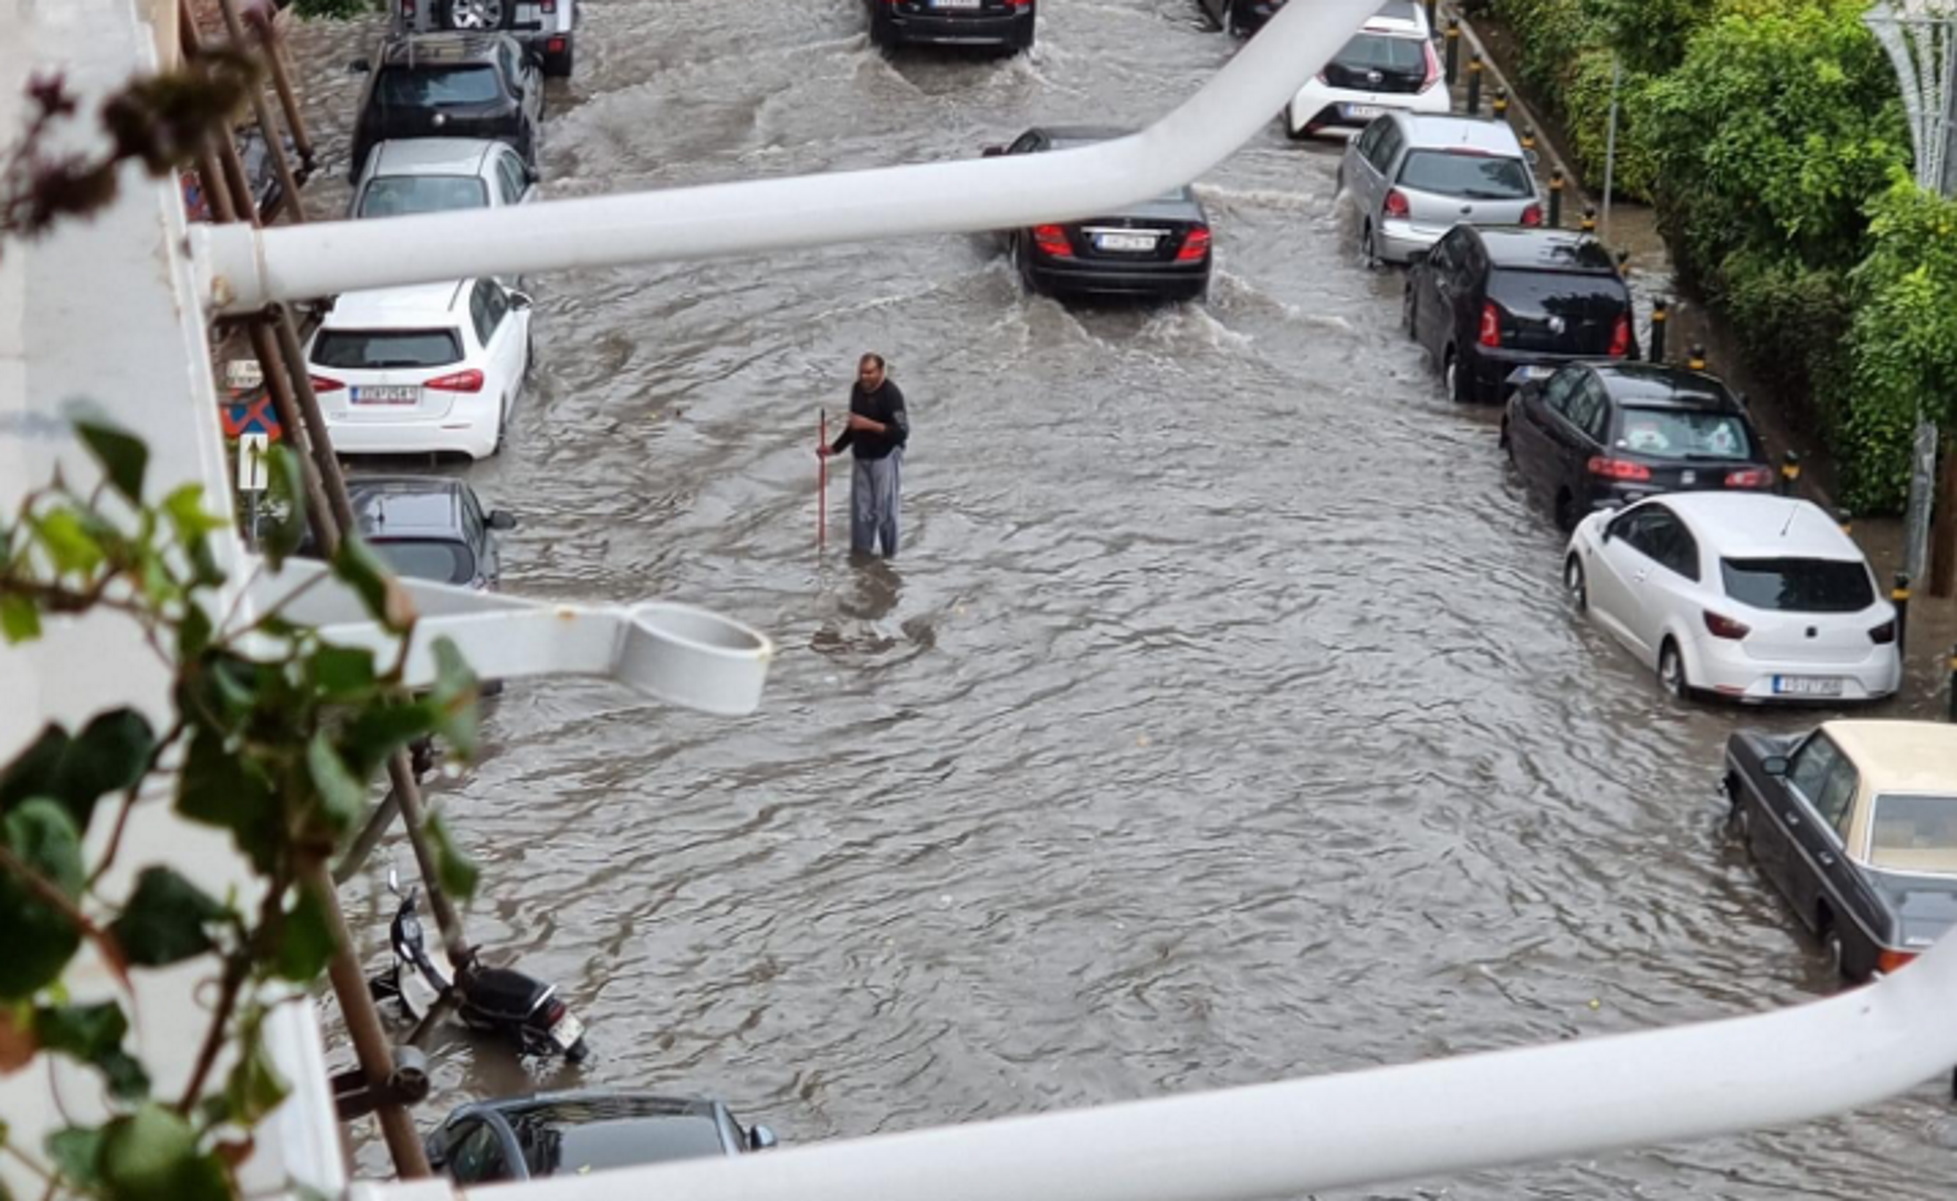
[{"x1": 283, "y1": 3, "x2": 1957, "y2": 1195}]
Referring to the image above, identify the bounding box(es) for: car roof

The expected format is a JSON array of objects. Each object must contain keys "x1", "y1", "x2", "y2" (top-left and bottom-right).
[
  {"x1": 1362, "y1": 0, "x2": 1427, "y2": 34},
  {"x1": 1649, "y1": 493, "x2": 1861, "y2": 560},
  {"x1": 379, "y1": 32, "x2": 512, "y2": 65},
  {"x1": 324, "y1": 279, "x2": 472, "y2": 326},
  {"x1": 1590, "y1": 363, "x2": 1740, "y2": 410},
  {"x1": 1822, "y1": 721, "x2": 1957, "y2": 796},
  {"x1": 1037, "y1": 124, "x2": 1135, "y2": 146},
  {"x1": 1394, "y1": 113, "x2": 1523, "y2": 156},
  {"x1": 368, "y1": 138, "x2": 499, "y2": 177},
  {"x1": 345, "y1": 476, "x2": 468, "y2": 539},
  {"x1": 1473, "y1": 227, "x2": 1617, "y2": 272},
  {"x1": 460, "y1": 1092, "x2": 736, "y2": 1177}
]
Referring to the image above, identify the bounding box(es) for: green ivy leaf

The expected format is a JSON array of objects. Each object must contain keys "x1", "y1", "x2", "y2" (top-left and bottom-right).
[
  {"x1": 35, "y1": 1002, "x2": 150, "y2": 1102},
  {"x1": 425, "y1": 812, "x2": 479, "y2": 903},
  {"x1": 263, "y1": 446, "x2": 308, "y2": 570},
  {"x1": 176, "y1": 602, "x2": 214, "y2": 661},
  {"x1": 0, "y1": 804, "x2": 83, "y2": 998},
  {"x1": 306, "y1": 734, "x2": 366, "y2": 837},
  {"x1": 8, "y1": 799, "x2": 85, "y2": 899},
  {"x1": 34, "y1": 509, "x2": 104, "y2": 577},
  {"x1": 46, "y1": 1125, "x2": 105, "y2": 1191},
  {"x1": 270, "y1": 882, "x2": 336, "y2": 983},
  {"x1": 0, "y1": 594, "x2": 40, "y2": 645},
  {"x1": 74, "y1": 421, "x2": 149, "y2": 505},
  {"x1": 222, "y1": 1029, "x2": 290, "y2": 1126},
  {"x1": 343, "y1": 699, "x2": 440, "y2": 777},
  {"x1": 308, "y1": 644, "x2": 377, "y2": 701},
  {"x1": 160, "y1": 484, "x2": 227, "y2": 543},
  {"x1": 332, "y1": 535, "x2": 414, "y2": 633},
  {"x1": 427, "y1": 637, "x2": 479, "y2": 761},
  {"x1": 51, "y1": 708, "x2": 156, "y2": 834},
  {"x1": 0, "y1": 725, "x2": 68, "y2": 813},
  {"x1": 99, "y1": 1103, "x2": 227, "y2": 1201},
  {"x1": 107, "y1": 868, "x2": 226, "y2": 968},
  {"x1": 176, "y1": 727, "x2": 280, "y2": 874}
]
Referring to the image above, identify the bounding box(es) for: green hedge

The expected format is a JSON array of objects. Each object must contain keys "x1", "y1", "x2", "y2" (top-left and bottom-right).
[{"x1": 1488, "y1": 0, "x2": 1656, "y2": 200}]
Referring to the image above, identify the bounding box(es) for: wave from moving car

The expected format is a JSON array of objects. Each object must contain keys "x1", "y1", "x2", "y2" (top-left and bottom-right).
[
  {"x1": 1503, "y1": 363, "x2": 1774, "y2": 530},
  {"x1": 1341, "y1": 113, "x2": 1541, "y2": 268},
  {"x1": 347, "y1": 33, "x2": 544, "y2": 184},
  {"x1": 427, "y1": 1092, "x2": 777, "y2": 1184},
  {"x1": 865, "y1": 0, "x2": 1036, "y2": 54},
  {"x1": 1286, "y1": 0, "x2": 1444, "y2": 139},
  {"x1": 307, "y1": 277, "x2": 534, "y2": 461},
  {"x1": 986, "y1": 126, "x2": 1213, "y2": 303},
  {"x1": 1564, "y1": 493, "x2": 1900, "y2": 704},
  {"x1": 1723, "y1": 720, "x2": 1957, "y2": 981}
]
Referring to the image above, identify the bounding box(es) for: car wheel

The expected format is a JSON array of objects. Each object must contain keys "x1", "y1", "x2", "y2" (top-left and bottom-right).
[
  {"x1": 1726, "y1": 791, "x2": 1751, "y2": 844},
  {"x1": 1563, "y1": 555, "x2": 1586, "y2": 613},
  {"x1": 441, "y1": 0, "x2": 509, "y2": 31},
  {"x1": 1360, "y1": 221, "x2": 1379, "y2": 271},
  {"x1": 1285, "y1": 111, "x2": 1310, "y2": 141},
  {"x1": 1553, "y1": 489, "x2": 1576, "y2": 532},
  {"x1": 1822, "y1": 925, "x2": 1846, "y2": 980},
  {"x1": 1334, "y1": 165, "x2": 1345, "y2": 194},
  {"x1": 1444, "y1": 347, "x2": 1471, "y2": 403},
  {"x1": 1658, "y1": 639, "x2": 1690, "y2": 700},
  {"x1": 1401, "y1": 283, "x2": 1416, "y2": 335},
  {"x1": 493, "y1": 396, "x2": 510, "y2": 455},
  {"x1": 1499, "y1": 417, "x2": 1514, "y2": 460}
]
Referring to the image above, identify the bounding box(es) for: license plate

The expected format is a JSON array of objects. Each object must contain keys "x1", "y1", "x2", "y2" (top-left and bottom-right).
[
  {"x1": 1342, "y1": 104, "x2": 1384, "y2": 120},
  {"x1": 1773, "y1": 676, "x2": 1844, "y2": 697},
  {"x1": 550, "y1": 1011, "x2": 585, "y2": 1050},
  {"x1": 352, "y1": 385, "x2": 417, "y2": 405},
  {"x1": 1095, "y1": 232, "x2": 1157, "y2": 252},
  {"x1": 1681, "y1": 470, "x2": 1698, "y2": 486},
  {"x1": 931, "y1": 0, "x2": 982, "y2": 7}
]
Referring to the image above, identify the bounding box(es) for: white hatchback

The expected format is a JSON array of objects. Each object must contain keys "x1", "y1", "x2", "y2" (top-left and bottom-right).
[
  {"x1": 1564, "y1": 493, "x2": 1900, "y2": 704},
  {"x1": 349, "y1": 138, "x2": 536, "y2": 221},
  {"x1": 1286, "y1": 0, "x2": 1445, "y2": 140},
  {"x1": 308, "y1": 278, "x2": 532, "y2": 461}
]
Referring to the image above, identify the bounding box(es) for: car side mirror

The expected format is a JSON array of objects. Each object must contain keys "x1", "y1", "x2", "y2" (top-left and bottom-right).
[
  {"x1": 1762, "y1": 755, "x2": 1789, "y2": 777},
  {"x1": 981, "y1": 145, "x2": 1005, "y2": 158},
  {"x1": 487, "y1": 509, "x2": 517, "y2": 531},
  {"x1": 387, "y1": 867, "x2": 401, "y2": 895},
  {"x1": 348, "y1": 58, "x2": 371, "y2": 74},
  {"x1": 1736, "y1": 391, "x2": 1750, "y2": 409},
  {"x1": 508, "y1": 291, "x2": 534, "y2": 311},
  {"x1": 748, "y1": 1125, "x2": 778, "y2": 1152}
]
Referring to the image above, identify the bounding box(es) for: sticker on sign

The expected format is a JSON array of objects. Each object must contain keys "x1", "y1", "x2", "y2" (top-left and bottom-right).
[
  {"x1": 237, "y1": 432, "x2": 270, "y2": 492},
  {"x1": 226, "y1": 360, "x2": 264, "y2": 391}
]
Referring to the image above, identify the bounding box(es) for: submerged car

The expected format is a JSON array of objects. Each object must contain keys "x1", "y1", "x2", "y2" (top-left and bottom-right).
[
  {"x1": 341, "y1": 476, "x2": 515, "y2": 590},
  {"x1": 1723, "y1": 720, "x2": 1957, "y2": 980},
  {"x1": 1563, "y1": 493, "x2": 1899, "y2": 704},
  {"x1": 1407, "y1": 226, "x2": 1634, "y2": 404},
  {"x1": 987, "y1": 126, "x2": 1212, "y2": 302},
  {"x1": 865, "y1": 0, "x2": 1036, "y2": 53},
  {"x1": 1503, "y1": 363, "x2": 1774, "y2": 530},
  {"x1": 1286, "y1": 0, "x2": 1443, "y2": 139},
  {"x1": 428, "y1": 1091, "x2": 777, "y2": 1184},
  {"x1": 1340, "y1": 112, "x2": 1540, "y2": 266},
  {"x1": 348, "y1": 33, "x2": 543, "y2": 182}
]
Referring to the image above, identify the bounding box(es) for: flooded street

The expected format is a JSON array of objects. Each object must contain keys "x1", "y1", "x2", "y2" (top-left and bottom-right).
[{"x1": 288, "y1": 3, "x2": 1957, "y2": 1194}]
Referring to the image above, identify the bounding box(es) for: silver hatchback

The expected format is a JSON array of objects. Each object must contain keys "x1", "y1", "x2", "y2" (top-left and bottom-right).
[{"x1": 1338, "y1": 112, "x2": 1542, "y2": 265}]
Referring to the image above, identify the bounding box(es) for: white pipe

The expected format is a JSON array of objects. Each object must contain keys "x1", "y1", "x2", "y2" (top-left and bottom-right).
[
  {"x1": 345, "y1": 931, "x2": 1957, "y2": 1200},
  {"x1": 194, "y1": 0, "x2": 1382, "y2": 311}
]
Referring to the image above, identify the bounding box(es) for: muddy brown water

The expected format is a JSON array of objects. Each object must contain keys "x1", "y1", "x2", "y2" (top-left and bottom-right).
[{"x1": 281, "y1": 4, "x2": 1957, "y2": 1194}]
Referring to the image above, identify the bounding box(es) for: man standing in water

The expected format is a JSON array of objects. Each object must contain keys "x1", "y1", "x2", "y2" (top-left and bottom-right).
[{"x1": 820, "y1": 353, "x2": 909, "y2": 558}]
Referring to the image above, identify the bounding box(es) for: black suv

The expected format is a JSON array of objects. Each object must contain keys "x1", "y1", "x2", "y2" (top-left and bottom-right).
[
  {"x1": 428, "y1": 1092, "x2": 777, "y2": 1184},
  {"x1": 336, "y1": 476, "x2": 516, "y2": 590},
  {"x1": 348, "y1": 33, "x2": 544, "y2": 182},
  {"x1": 866, "y1": 0, "x2": 1037, "y2": 54},
  {"x1": 1200, "y1": 0, "x2": 1285, "y2": 37},
  {"x1": 1502, "y1": 363, "x2": 1774, "y2": 530},
  {"x1": 1405, "y1": 226, "x2": 1636, "y2": 404}
]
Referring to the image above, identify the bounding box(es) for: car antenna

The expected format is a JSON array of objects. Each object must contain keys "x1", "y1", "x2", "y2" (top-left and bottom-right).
[{"x1": 1779, "y1": 501, "x2": 1797, "y2": 539}]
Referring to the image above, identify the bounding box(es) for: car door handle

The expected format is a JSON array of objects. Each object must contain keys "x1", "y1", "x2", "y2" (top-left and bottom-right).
[
  {"x1": 1818, "y1": 850, "x2": 1836, "y2": 867},
  {"x1": 1784, "y1": 811, "x2": 1800, "y2": 826}
]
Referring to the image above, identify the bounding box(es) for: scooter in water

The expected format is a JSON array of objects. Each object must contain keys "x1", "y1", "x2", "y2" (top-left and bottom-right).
[{"x1": 369, "y1": 871, "x2": 590, "y2": 1063}]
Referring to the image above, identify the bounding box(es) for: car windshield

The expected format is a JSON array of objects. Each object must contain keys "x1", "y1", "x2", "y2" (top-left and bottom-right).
[
  {"x1": 1397, "y1": 150, "x2": 1533, "y2": 200},
  {"x1": 312, "y1": 329, "x2": 463, "y2": 369},
  {"x1": 1719, "y1": 557, "x2": 1874, "y2": 613},
  {"x1": 377, "y1": 66, "x2": 502, "y2": 107},
  {"x1": 1868, "y1": 794, "x2": 1957, "y2": 875},
  {"x1": 358, "y1": 175, "x2": 489, "y2": 218},
  {"x1": 1613, "y1": 406, "x2": 1756, "y2": 461},
  {"x1": 369, "y1": 539, "x2": 474, "y2": 586},
  {"x1": 1334, "y1": 33, "x2": 1426, "y2": 72},
  {"x1": 518, "y1": 1114, "x2": 728, "y2": 1177}
]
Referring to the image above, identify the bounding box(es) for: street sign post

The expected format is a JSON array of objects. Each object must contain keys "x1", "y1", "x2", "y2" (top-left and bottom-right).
[{"x1": 238, "y1": 431, "x2": 269, "y2": 547}]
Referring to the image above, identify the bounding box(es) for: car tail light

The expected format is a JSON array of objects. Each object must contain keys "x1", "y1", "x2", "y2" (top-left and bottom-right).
[
  {"x1": 1587, "y1": 455, "x2": 1652, "y2": 482},
  {"x1": 541, "y1": 998, "x2": 567, "y2": 1025},
  {"x1": 425, "y1": 369, "x2": 484, "y2": 393},
  {"x1": 1421, "y1": 41, "x2": 1442, "y2": 92},
  {"x1": 309, "y1": 375, "x2": 344, "y2": 394},
  {"x1": 547, "y1": 37, "x2": 565, "y2": 51},
  {"x1": 541, "y1": 0, "x2": 556, "y2": 10},
  {"x1": 1724, "y1": 466, "x2": 1772, "y2": 489},
  {"x1": 1876, "y1": 947, "x2": 1918, "y2": 974},
  {"x1": 1703, "y1": 611, "x2": 1751, "y2": 640},
  {"x1": 1383, "y1": 188, "x2": 1410, "y2": 219},
  {"x1": 1869, "y1": 619, "x2": 1897, "y2": 645},
  {"x1": 1032, "y1": 224, "x2": 1073, "y2": 258},
  {"x1": 1176, "y1": 226, "x2": 1211, "y2": 262},
  {"x1": 1608, "y1": 312, "x2": 1632, "y2": 357},
  {"x1": 1521, "y1": 203, "x2": 1543, "y2": 227},
  {"x1": 1478, "y1": 301, "x2": 1501, "y2": 348}
]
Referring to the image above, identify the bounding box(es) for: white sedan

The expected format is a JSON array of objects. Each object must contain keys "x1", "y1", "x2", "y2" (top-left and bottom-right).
[
  {"x1": 1563, "y1": 492, "x2": 1900, "y2": 703},
  {"x1": 307, "y1": 277, "x2": 532, "y2": 461}
]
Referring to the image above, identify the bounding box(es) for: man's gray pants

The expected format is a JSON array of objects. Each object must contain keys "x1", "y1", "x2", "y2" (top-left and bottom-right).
[{"x1": 850, "y1": 451, "x2": 902, "y2": 557}]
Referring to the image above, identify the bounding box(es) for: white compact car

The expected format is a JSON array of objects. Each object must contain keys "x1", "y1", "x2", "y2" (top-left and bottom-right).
[
  {"x1": 1286, "y1": 0, "x2": 1445, "y2": 140},
  {"x1": 308, "y1": 277, "x2": 532, "y2": 461},
  {"x1": 1564, "y1": 493, "x2": 1900, "y2": 704},
  {"x1": 349, "y1": 138, "x2": 536, "y2": 221}
]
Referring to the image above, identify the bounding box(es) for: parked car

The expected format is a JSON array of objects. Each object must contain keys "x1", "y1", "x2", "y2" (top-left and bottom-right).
[
  {"x1": 349, "y1": 138, "x2": 536, "y2": 220},
  {"x1": 1286, "y1": 0, "x2": 1443, "y2": 139},
  {"x1": 1198, "y1": 0, "x2": 1284, "y2": 37},
  {"x1": 1563, "y1": 493, "x2": 1900, "y2": 704},
  {"x1": 985, "y1": 126, "x2": 1211, "y2": 302},
  {"x1": 865, "y1": 0, "x2": 1036, "y2": 54},
  {"x1": 339, "y1": 476, "x2": 516, "y2": 590},
  {"x1": 1406, "y1": 226, "x2": 1634, "y2": 403},
  {"x1": 1722, "y1": 720, "x2": 1957, "y2": 980},
  {"x1": 1503, "y1": 363, "x2": 1774, "y2": 530},
  {"x1": 1339, "y1": 112, "x2": 1541, "y2": 266},
  {"x1": 392, "y1": 0, "x2": 578, "y2": 77},
  {"x1": 427, "y1": 1092, "x2": 778, "y2": 1184},
  {"x1": 307, "y1": 277, "x2": 533, "y2": 460},
  {"x1": 347, "y1": 33, "x2": 543, "y2": 183}
]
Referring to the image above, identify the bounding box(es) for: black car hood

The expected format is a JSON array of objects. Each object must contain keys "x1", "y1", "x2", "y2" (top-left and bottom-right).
[{"x1": 1868, "y1": 870, "x2": 1957, "y2": 948}]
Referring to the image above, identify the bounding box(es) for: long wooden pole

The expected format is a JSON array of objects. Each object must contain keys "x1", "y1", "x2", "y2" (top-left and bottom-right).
[{"x1": 818, "y1": 409, "x2": 828, "y2": 551}]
